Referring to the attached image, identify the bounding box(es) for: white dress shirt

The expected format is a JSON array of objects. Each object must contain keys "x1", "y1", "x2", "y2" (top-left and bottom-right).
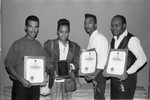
[
  {"x1": 59, "y1": 41, "x2": 75, "y2": 69},
  {"x1": 114, "y1": 30, "x2": 147, "y2": 74},
  {"x1": 55, "y1": 41, "x2": 69, "y2": 82},
  {"x1": 59, "y1": 41, "x2": 69, "y2": 60},
  {"x1": 87, "y1": 30, "x2": 109, "y2": 69}
]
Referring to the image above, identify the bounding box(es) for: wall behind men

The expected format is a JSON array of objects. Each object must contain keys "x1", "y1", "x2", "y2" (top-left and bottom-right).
[{"x1": 1, "y1": 0, "x2": 150, "y2": 93}]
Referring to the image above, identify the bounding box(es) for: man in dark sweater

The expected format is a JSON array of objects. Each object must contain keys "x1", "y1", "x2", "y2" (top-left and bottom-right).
[
  {"x1": 5, "y1": 15, "x2": 43, "y2": 100},
  {"x1": 110, "y1": 15, "x2": 147, "y2": 99}
]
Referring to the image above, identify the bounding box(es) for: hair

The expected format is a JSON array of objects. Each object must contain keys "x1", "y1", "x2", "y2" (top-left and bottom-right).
[
  {"x1": 57, "y1": 18, "x2": 70, "y2": 32},
  {"x1": 25, "y1": 15, "x2": 39, "y2": 26},
  {"x1": 112, "y1": 15, "x2": 127, "y2": 25},
  {"x1": 85, "y1": 13, "x2": 97, "y2": 24}
]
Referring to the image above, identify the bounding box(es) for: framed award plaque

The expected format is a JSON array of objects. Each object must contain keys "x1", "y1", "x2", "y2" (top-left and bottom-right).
[
  {"x1": 103, "y1": 49, "x2": 128, "y2": 80},
  {"x1": 56, "y1": 60, "x2": 70, "y2": 78},
  {"x1": 79, "y1": 49, "x2": 97, "y2": 76},
  {"x1": 24, "y1": 56, "x2": 45, "y2": 86}
]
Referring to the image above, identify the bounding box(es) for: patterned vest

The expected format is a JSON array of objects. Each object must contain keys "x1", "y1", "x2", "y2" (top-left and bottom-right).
[{"x1": 111, "y1": 33, "x2": 137, "y2": 70}]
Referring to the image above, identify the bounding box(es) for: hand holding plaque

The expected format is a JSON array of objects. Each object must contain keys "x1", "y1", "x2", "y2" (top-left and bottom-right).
[
  {"x1": 103, "y1": 49, "x2": 128, "y2": 80},
  {"x1": 56, "y1": 60, "x2": 70, "y2": 79}
]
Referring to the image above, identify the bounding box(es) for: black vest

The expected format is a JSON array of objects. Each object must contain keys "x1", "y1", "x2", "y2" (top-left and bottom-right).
[{"x1": 111, "y1": 33, "x2": 137, "y2": 70}]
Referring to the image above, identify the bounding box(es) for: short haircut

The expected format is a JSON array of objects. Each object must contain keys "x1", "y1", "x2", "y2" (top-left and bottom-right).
[
  {"x1": 85, "y1": 13, "x2": 97, "y2": 24},
  {"x1": 112, "y1": 15, "x2": 126, "y2": 25},
  {"x1": 25, "y1": 15, "x2": 39, "y2": 26},
  {"x1": 57, "y1": 18, "x2": 70, "y2": 31}
]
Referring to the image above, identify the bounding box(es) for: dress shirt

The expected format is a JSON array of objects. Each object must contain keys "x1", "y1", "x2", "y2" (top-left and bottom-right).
[
  {"x1": 114, "y1": 30, "x2": 147, "y2": 74},
  {"x1": 58, "y1": 41, "x2": 75, "y2": 70},
  {"x1": 55, "y1": 41, "x2": 69, "y2": 82},
  {"x1": 59, "y1": 41, "x2": 69, "y2": 60},
  {"x1": 87, "y1": 30, "x2": 109, "y2": 69}
]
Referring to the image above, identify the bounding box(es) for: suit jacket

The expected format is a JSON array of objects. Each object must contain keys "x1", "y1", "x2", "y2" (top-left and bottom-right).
[{"x1": 44, "y1": 38, "x2": 80, "y2": 77}]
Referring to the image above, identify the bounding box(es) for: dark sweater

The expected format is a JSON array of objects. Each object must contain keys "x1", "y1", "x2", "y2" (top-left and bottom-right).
[{"x1": 5, "y1": 36, "x2": 43, "y2": 78}]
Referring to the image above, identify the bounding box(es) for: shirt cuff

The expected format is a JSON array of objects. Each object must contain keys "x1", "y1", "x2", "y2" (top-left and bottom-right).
[{"x1": 70, "y1": 63, "x2": 75, "y2": 70}]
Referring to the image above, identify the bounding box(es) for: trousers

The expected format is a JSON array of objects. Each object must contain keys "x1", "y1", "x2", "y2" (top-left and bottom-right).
[
  {"x1": 12, "y1": 80, "x2": 40, "y2": 100},
  {"x1": 94, "y1": 71, "x2": 107, "y2": 100},
  {"x1": 111, "y1": 73, "x2": 137, "y2": 99}
]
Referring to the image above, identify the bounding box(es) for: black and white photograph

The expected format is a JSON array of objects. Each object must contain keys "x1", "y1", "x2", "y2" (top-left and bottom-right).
[{"x1": 0, "y1": 0, "x2": 150, "y2": 100}]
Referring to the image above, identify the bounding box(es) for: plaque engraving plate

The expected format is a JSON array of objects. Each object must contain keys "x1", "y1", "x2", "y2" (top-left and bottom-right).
[{"x1": 56, "y1": 60, "x2": 70, "y2": 78}]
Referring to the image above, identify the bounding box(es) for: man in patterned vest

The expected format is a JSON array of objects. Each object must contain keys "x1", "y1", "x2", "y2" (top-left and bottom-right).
[{"x1": 110, "y1": 15, "x2": 147, "y2": 99}]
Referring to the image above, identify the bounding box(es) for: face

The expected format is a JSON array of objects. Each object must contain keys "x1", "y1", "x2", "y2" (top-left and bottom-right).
[
  {"x1": 57, "y1": 25, "x2": 69, "y2": 43},
  {"x1": 110, "y1": 17, "x2": 126, "y2": 37},
  {"x1": 25, "y1": 20, "x2": 39, "y2": 40},
  {"x1": 84, "y1": 17, "x2": 97, "y2": 35}
]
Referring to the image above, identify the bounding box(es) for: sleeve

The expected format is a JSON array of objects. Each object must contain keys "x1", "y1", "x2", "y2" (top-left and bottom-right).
[
  {"x1": 5, "y1": 42, "x2": 19, "y2": 69},
  {"x1": 71, "y1": 44, "x2": 80, "y2": 74},
  {"x1": 4, "y1": 42, "x2": 19, "y2": 77},
  {"x1": 93, "y1": 36, "x2": 109, "y2": 69},
  {"x1": 43, "y1": 40, "x2": 55, "y2": 75},
  {"x1": 127, "y1": 37, "x2": 147, "y2": 74}
]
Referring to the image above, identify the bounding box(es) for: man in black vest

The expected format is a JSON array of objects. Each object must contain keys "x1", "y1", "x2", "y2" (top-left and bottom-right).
[{"x1": 110, "y1": 15, "x2": 147, "y2": 99}]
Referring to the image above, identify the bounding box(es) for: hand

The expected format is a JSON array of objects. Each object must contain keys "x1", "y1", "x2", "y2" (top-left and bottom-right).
[
  {"x1": 85, "y1": 74, "x2": 94, "y2": 82},
  {"x1": 69, "y1": 64, "x2": 73, "y2": 72},
  {"x1": 121, "y1": 71, "x2": 128, "y2": 81},
  {"x1": 69, "y1": 64, "x2": 75, "y2": 72},
  {"x1": 92, "y1": 69, "x2": 102, "y2": 79},
  {"x1": 20, "y1": 78, "x2": 31, "y2": 88},
  {"x1": 54, "y1": 71, "x2": 58, "y2": 78}
]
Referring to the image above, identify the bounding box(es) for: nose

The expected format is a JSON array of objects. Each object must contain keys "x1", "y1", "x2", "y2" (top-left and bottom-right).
[
  {"x1": 32, "y1": 27, "x2": 37, "y2": 32},
  {"x1": 85, "y1": 24, "x2": 90, "y2": 28},
  {"x1": 33, "y1": 27, "x2": 36, "y2": 31}
]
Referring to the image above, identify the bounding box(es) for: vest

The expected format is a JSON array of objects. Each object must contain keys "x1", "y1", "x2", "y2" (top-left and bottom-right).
[{"x1": 111, "y1": 33, "x2": 137, "y2": 70}]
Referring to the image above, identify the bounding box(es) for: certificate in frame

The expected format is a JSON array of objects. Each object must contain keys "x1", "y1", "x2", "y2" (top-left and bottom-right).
[
  {"x1": 24, "y1": 56, "x2": 45, "y2": 86},
  {"x1": 103, "y1": 49, "x2": 128, "y2": 80},
  {"x1": 56, "y1": 60, "x2": 70, "y2": 79},
  {"x1": 79, "y1": 49, "x2": 97, "y2": 76}
]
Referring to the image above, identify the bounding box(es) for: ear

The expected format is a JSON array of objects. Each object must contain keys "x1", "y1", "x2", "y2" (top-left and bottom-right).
[
  {"x1": 123, "y1": 24, "x2": 126, "y2": 28},
  {"x1": 95, "y1": 24, "x2": 97, "y2": 28}
]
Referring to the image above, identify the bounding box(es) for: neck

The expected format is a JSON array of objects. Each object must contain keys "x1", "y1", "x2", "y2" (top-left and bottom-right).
[
  {"x1": 59, "y1": 40, "x2": 68, "y2": 46},
  {"x1": 26, "y1": 35, "x2": 35, "y2": 40},
  {"x1": 89, "y1": 29, "x2": 96, "y2": 36}
]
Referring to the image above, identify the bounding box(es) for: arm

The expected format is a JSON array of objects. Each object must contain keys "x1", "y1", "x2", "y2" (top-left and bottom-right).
[
  {"x1": 70, "y1": 44, "x2": 80, "y2": 74},
  {"x1": 127, "y1": 37, "x2": 147, "y2": 74},
  {"x1": 86, "y1": 35, "x2": 109, "y2": 80},
  {"x1": 43, "y1": 40, "x2": 55, "y2": 75},
  {"x1": 5, "y1": 42, "x2": 31, "y2": 88}
]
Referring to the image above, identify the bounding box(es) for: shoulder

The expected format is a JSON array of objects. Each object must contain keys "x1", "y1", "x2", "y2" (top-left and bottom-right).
[
  {"x1": 12, "y1": 37, "x2": 25, "y2": 47},
  {"x1": 129, "y1": 36, "x2": 140, "y2": 44},
  {"x1": 69, "y1": 40, "x2": 80, "y2": 48},
  {"x1": 44, "y1": 39, "x2": 57, "y2": 46},
  {"x1": 44, "y1": 39, "x2": 53, "y2": 46},
  {"x1": 95, "y1": 32, "x2": 108, "y2": 42}
]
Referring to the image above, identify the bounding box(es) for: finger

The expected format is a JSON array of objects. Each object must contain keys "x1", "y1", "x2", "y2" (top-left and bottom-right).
[{"x1": 28, "y1": 84, "x2": 32, "y2": 88}]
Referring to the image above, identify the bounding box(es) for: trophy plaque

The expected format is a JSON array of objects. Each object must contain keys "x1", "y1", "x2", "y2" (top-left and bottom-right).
[
  {"x1": 56, "y1": 60, "x2": 70, "y2": 78},
  {"x1": 24, "y1": 56, "x2": 45, "y2": 86},
  {"x1": 103, "y1": 49, "x2": 128, "y2": 80},
  {"x1": 79, "y1": 49, "x2": 97, "y2": 76}
]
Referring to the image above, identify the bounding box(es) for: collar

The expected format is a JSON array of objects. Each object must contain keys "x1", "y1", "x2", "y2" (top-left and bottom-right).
[
  {"x1": 58, "y1": 40, "x2": 69, "y2": 47},
  {"x1": 90, "y1": 30, "x2": 98, "y2": 38},
  {"x1": 24, "y1": 35, "x2": 35, "y2": 41},
  {"x1": 114, "y1": 29, "x2": 128, "y2": 40}
]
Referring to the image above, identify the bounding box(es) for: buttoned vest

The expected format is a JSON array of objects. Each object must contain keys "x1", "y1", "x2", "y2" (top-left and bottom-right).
[{"x1": 111, "y1": 33, "x2": 137, "y2": 70}]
